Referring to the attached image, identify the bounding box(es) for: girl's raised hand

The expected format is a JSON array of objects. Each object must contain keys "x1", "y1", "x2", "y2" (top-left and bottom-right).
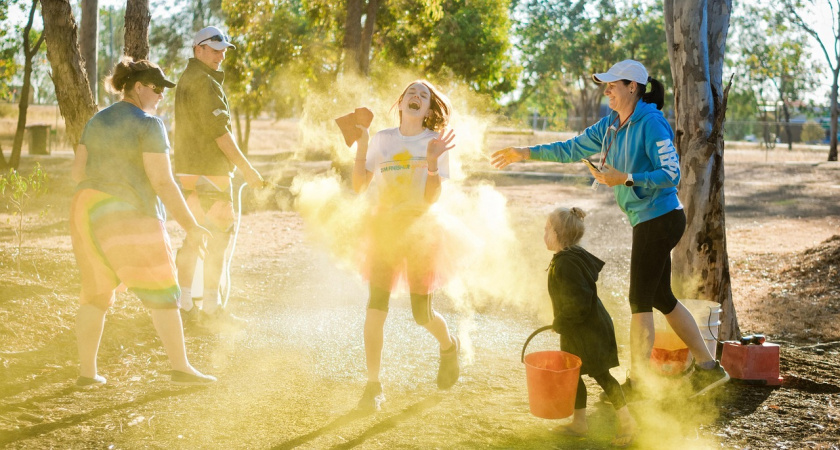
[
  {"x1": 490, "y1": 147, "x2": 529, "y2": 169},
  {"x1": 355, "y1": 124, "x2": 370, "y2": 144},
  {"x1": 427, "y1": 128, "x2": 456, "y2": 160}
]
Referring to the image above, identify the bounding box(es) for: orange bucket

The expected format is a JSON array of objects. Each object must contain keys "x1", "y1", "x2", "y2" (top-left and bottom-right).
[
  {"x1": 650, "y1": 330, "x2": 692, "y2": 376},
  {"x1": 521, "y1": 326, "x2": 582, "y2": 419}
]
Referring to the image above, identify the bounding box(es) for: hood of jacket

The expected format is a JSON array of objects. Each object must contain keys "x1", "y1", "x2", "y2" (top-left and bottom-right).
[{"x1": 552, "y1": 245, "x2": 605, "y2": 281}]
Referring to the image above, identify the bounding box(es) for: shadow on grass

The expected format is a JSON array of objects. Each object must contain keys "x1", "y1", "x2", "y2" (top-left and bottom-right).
[
  {"x1": 270, "y1": 395, "x2": 442, "y2": 450},
  {"x1": 0, "y1": 385, "x2": 205, "y2": 447},
  {"x1": 331, "y1": 395, "x2": 443, "y2": 449}
]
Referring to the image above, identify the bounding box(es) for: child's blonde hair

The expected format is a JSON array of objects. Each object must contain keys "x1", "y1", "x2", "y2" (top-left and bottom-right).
[
  {"x1": 393, "y1": 79, "x2": 452, "y2": 132},
  {"x1": 548, "y1": 207, "x2": 586, "y2": 249}
]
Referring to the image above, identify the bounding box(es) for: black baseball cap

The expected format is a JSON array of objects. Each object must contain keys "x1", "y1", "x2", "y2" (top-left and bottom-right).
[{"x1": 131, "y1": 67, "x2": 176, "y2": 89}]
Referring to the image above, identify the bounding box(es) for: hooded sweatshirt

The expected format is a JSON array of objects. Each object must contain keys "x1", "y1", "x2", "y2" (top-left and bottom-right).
[
  {"x1": 529, "y1": 100, "x2": 681, "y2": 226},
  {"x1": 548, "y1": 245, "x2": 619, "y2": 375}
]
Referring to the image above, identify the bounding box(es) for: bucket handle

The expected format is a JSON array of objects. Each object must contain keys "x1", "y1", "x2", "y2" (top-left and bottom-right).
[{"x1": 521, "y1": 325, "x2": 555, "y2": 363}]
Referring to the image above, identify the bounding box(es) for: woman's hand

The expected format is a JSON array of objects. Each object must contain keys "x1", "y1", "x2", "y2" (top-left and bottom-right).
[
  {"x1": 490, "y1": 147, "x2": 529, "y2": 169},
  {"x1": 245, "y1": 169, "x2": 267, "y2": 189},
  {"x1": 590, "y1": 163, "x2": 628, "y2": 187},
  {"x1": 427, "y1": 128, "x2": 456, "y2": 162},
  {"x1": 185, "y1": 225, "x2": 212, "y2": 258}
]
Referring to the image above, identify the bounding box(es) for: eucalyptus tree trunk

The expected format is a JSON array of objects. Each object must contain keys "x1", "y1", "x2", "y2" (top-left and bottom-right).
[
  {"x1": 10, "y1": 0, "x2": 46, "y2": 169},
  {"x1": 79, "y1": 0, "x2": 98, "y2": 101},
  {"x1": 40, "y1": 0, "x2": 98, "y2": 148},
  {"x1": 124, "y1": 0, "x2": 151, "y2": 61},
  {"x1": 665, "y1": 0, "x2": 740, "y2": 340},
  {"x1": 830, "y1": 67, "x2": 839, "y2": 161}
]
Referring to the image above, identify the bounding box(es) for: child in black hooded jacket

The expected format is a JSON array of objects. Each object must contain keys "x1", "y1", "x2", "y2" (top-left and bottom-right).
[{"x1": 544, "y1": 207, "x2": 635, "y2": 447}]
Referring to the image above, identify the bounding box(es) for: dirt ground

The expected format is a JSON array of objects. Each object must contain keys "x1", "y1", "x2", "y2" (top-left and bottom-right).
[{"x1": 1, "y1": 124, "x2": 839, "y2": 449}]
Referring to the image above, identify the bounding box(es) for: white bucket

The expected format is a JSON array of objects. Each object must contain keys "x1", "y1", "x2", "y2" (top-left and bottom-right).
[
  {"x1": 683, "y1": 299, "x2": 721, "y2": 328},
  {"x1": 685, "y1": 299, "x2": 722, "y2": 359},
  {"x1": 698, "y1": 321, "x2": 721, "y2": 359}
]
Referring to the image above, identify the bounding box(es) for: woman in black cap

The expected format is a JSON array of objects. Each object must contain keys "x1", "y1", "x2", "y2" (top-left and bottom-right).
[{"x1": 70, "y1": 58, "x2": 216, "y2": 387}]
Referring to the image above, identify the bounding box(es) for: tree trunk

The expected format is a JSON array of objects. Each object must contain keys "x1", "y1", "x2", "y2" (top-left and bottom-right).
[
  {"x1": 358, "y1": 0, "x2": 378, "y2": 75},
  {"x1": 830, "y1": 68, "x2": 839, "y2": 161},
  {"x1": 782, "y1": 102, "x2": 792, "y2": 151},
  {"x1": 665, "y1": 0, "x2": 740, "y2": 340},
  {"x1": 11, "y1": 0, "x2": 47, "y2": 169},
  {"x1": 79, "y1": 0, "x2": 98, "y2": 102},
  {"x1": 124, "y1": 0, "x2": 151, "y2": 61},
  {"x1": 343, "y1": 0, "x2": 363, "y2": 74},
  {"x1": 41, "y1": 0, "x2": 98, "y2": 148}
]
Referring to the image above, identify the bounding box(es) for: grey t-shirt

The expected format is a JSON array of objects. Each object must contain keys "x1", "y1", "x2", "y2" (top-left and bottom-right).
[{"x1": 77, "y1": 101, "x2": 170, "y2": 220}]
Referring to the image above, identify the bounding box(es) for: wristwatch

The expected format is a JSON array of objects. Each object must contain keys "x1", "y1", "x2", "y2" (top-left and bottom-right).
[{"x1": 624, "y1": 173, "x2": 634, "y2": 187}]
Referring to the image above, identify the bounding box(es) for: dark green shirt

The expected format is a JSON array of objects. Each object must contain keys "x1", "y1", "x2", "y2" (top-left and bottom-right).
[
  {"x1": 78, "y1": 102, "x2": 169, "y2": 220},
  {"x1": 173, "y1": 58, "x2": 234, "y2": 176}
]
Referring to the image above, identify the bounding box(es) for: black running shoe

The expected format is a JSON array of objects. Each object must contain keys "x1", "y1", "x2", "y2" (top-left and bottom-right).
[
  {"x1": 171, "y1": 370, "x2": 217, "y2": 386},
  {"x1": 688, "y1": 361, "x2": 730, "y2": 397},
  {"x1": 357, "y1": 381, "x2": 385, "y2": 411},
  {"x1": 437, "y1": 336, "x2": 460, "y2": 389},
  {"x1": 599, "y1": 377, "x2": 646, "y2": 404}
]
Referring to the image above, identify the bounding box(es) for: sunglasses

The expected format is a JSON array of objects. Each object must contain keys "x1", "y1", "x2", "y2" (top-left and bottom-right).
[
  {"x1": 197, "y1": 34, "x2": 230, "y2": 46},
  {"x1": 144, "y1": 83, "x2": 164, "y2": 95}
]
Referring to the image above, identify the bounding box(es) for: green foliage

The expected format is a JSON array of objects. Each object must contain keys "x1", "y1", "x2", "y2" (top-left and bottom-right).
[
  {"x1": 223, "y1": 0, "x2": 314, "y2": 119},
  {"x1": 0, "y1": 0, "x2": 21, "y2": 100},
  {"x1": 801, "y1": 119, "x2": 825, "y2": 143},
  {"x1": 723, "y1": 89, "x2": 759, "y2": 140},
  {"x1": 514, "y1": 0, "x2": 620, "y2": 128},
  {"x1": 616, "y1": 1, "x2": 672, "y2": 95},
  {"x1": 511, "y1": 0, "x2": 673, "y2": 129},
  {"x1": 732, "y1": 2, "x2": 817, "y2": 115},
  {"x1": 376, "y1": 0, "x2": 518, "y2": 99},
  {"x1": 0, "y1": 163, "x2": 48, "y2": 272}
]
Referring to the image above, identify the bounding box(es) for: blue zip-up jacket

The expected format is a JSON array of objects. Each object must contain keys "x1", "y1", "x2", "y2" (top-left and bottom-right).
[{"x1": 529, "y1": 100, "x2": 681, "y2": 226}]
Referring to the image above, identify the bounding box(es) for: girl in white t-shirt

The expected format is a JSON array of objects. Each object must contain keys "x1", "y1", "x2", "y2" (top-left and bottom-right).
[{"x1": 351, "y1": 80, "x2": 458, "y2": 411}]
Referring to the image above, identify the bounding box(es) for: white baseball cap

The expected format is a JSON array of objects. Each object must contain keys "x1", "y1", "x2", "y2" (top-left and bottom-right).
[
  {"x1": 193, "y1": 26, "x2": 236, "y2": 50},
  {"x1": 592, "y1": 60, "x2": 648, "y2": 84}
]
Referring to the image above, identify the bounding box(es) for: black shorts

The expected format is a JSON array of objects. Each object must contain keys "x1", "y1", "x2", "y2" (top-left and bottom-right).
[{"x1": 628, "y1": 208, "x2": 686, "y2": 314}]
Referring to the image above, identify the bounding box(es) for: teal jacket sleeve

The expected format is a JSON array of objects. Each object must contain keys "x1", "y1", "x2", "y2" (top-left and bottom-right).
[
  {"x1": 529, "y1": 116, "x2": 611, "y2": 163},
  {"x1": 633, "y1": 115, "x2": 680, "y2": 189}
]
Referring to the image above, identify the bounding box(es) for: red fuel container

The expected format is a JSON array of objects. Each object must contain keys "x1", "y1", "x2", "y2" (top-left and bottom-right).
[{"x1": 720, "y1": 341, "x2": 783, "y2": 386}]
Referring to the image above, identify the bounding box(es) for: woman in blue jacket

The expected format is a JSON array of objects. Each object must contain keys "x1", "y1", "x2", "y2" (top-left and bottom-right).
[{"x1": 492, "y1": 60, "x2": 728, "y2": 399}]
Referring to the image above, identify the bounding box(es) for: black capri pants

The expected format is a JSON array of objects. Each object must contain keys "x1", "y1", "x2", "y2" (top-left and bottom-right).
[{"x1": 628, "y1": 208, "x2": 686, "y2": 314}]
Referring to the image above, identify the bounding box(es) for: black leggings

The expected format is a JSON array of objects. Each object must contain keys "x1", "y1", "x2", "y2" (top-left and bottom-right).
[
  {"x1": 628, "y1": 208, "x2": 686, "y2": 314},
  {"x1": 575, "y1": 371, "x2": 626, "y2": 410}
]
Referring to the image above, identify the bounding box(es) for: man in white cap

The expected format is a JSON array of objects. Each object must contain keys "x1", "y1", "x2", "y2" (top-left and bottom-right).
[{"x1": 173, "y1": 26, "x2": 265, "y2": 325}]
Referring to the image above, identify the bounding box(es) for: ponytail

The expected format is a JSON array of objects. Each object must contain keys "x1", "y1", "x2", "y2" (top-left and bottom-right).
[
  {"x1": 104, "y1": 57, "x2": 159, "y2": 95},
  {"x1": 642, "y1": 76, "x2": 665, "y2": 110}
]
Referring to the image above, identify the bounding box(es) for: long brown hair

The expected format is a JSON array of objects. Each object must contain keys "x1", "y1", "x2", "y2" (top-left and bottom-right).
[{"x1": 393, "y1": 79, "x2": 452, "y2": 132}]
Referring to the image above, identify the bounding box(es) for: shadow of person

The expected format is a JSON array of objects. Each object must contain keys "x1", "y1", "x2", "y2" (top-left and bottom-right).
[
  {"x1": 270, "y1": 394, "x2": 443, "y2": 450},
  {"x1": 0, "y1": 385, "x2": 205, "y2": 447}
]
